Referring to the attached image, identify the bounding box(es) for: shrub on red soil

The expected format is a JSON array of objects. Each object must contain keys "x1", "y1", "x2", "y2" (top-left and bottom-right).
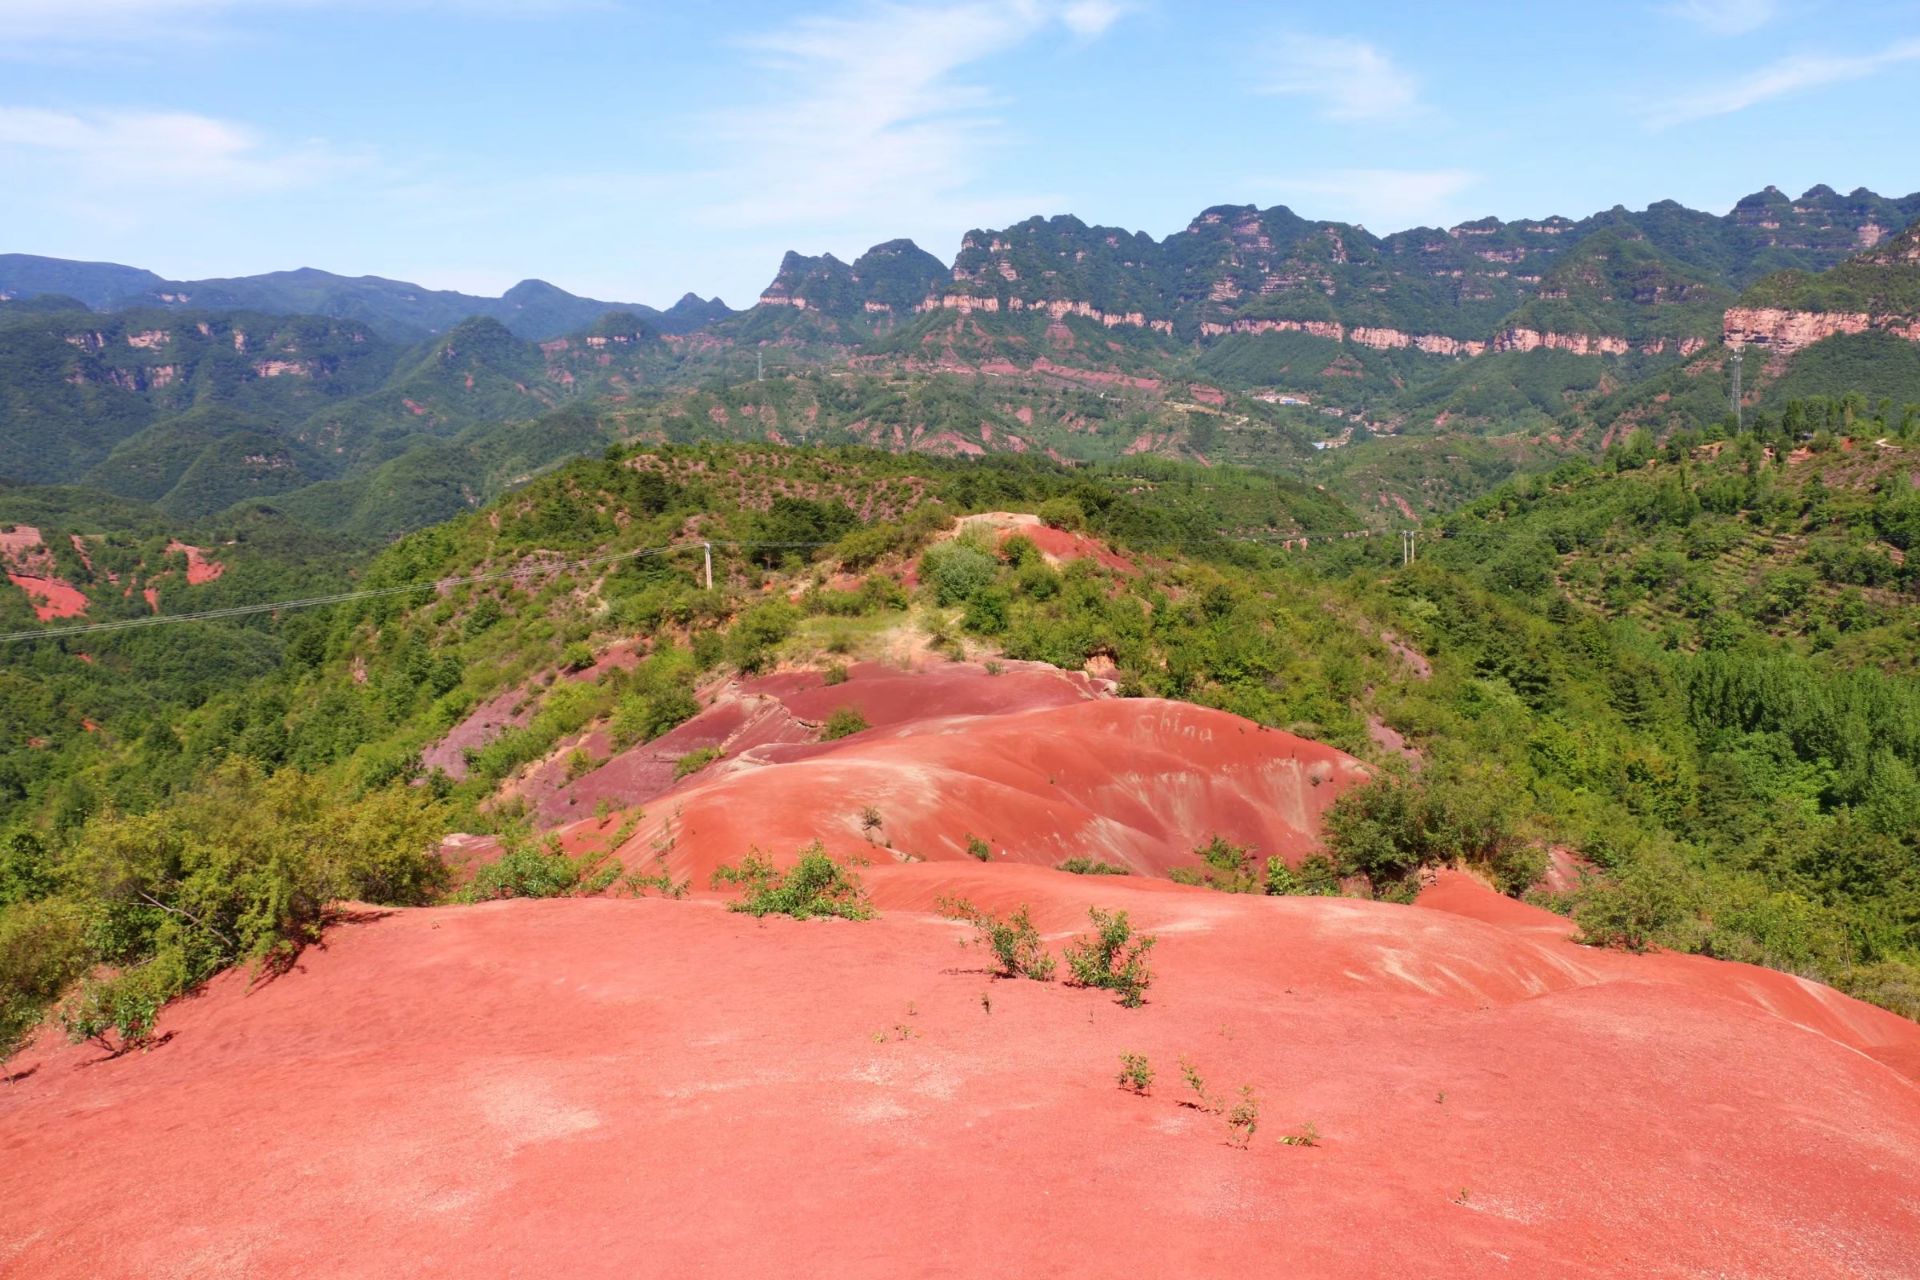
[
  {"x1": 1063, "y1": 907, "x2": 1156, "y2": 1007},
  {"x1": 712, "y1": 845, "x2": 874, "y2": 921},
  {"x1": 939, "y1": 897, "x2": 1055, "y2": 980}
]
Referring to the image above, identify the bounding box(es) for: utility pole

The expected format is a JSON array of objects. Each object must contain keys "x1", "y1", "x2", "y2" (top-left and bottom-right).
[
  {"x1": 1401, "y1": 530, "x2": 1416, "y2": 567},
  {"x1": 756, "y1": 350, "x2": 764, "y2": 382},
  {"x1": 1730, "y1": 347, "x2": 1743, "y2": 432},
  {"x1": 702, "y1": 541, "x2": 713, "y2": 591}
]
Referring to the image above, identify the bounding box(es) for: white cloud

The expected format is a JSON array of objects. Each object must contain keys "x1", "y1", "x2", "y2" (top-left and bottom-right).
[
  {"x1": 1650, "y1": 37, "x2": 1920, "y2": 126},
  {"x1": 0, "y1": 0, "x2": 596, "y2": 52},
  {"x1": 1061, "y1": 0, "x2": 1127, "y2": 37},
  {"x1": 1662, "y1": 0, "x2": 1780, "y2": 34},
  {"x1": 1256, "y1": 34, "x2": 1422, "y2": 123},
  {"x1": 0, "y1": 106, "x2": 351, "y2": 200},
  {"x1": 699, "y1": 1, "x2": 1121, "y2": 237},
  {"x1": 1259, "y1": 168, "x2": 1479, "y2": 231}
]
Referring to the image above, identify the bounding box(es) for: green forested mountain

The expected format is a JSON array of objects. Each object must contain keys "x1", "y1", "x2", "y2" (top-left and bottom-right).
[
  {"x1": 0, "y1": 307, "x2": 700, "y2": 535},
  {"x1": 0, "y1": 255, "x2": 733, "y2": 341},
  {"x1": 1740, "y1": 220, "x2": 1920, "y2": 316},
  {"x1": 7, "y1": 184, "x2": 1920, "y2": 546},
  {"x1": 756, "y1": 239, "x2": 948, "y2": 315}
]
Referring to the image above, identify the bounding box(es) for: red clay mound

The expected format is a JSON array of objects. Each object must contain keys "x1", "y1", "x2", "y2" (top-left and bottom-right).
[
  {"x1": 532, "y1": 660, "x2": 1109, "y2": 828},
  {"x1": 574, "y1": 697, "x2": 1369, "y2": 883},
  {"x1": 3, "y1": 869, "x2": 1916, "y2": 1278},
  {"x1": 1419, "y1": 870, "x2": 1920, "y2": 1078},
  {"x1": 953, "y1": 510, "x2": 1135, "y2": 573}
]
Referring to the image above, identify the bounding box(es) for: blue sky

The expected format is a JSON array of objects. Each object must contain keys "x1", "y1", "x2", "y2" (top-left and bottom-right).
[{"x1": 2, "y1": 0, "x2": 1918, "y2": 306}]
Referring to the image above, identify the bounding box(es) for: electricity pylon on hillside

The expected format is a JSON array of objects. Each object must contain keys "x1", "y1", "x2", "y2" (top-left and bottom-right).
[{"x1": 1730, "y1": 347, "x2": 1743, "y2": 432}]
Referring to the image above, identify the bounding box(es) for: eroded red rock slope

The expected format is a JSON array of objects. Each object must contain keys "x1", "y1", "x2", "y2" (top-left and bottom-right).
[
  {"x1": 2, "y1": 867, "x2": 1916, "y2": 1279},
  {"x1": 5, "y1": 663, "x2": 1916, "y2": 1277}
]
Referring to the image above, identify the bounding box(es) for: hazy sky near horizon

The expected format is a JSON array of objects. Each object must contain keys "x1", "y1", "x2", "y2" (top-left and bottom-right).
[{"x1": 3, "y1": 0, "x2": 1918, "y2": 306}]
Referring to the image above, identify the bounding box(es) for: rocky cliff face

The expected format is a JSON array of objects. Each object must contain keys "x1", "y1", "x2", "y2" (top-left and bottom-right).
[
  {"x1": 762, "y1": 186, "x2": 1916, "y2": 372},
  {"x1": 1726, "y1": 219, "x2": 1920, "y2": 360},
  {"x1": 755, "y1": 241, "x2": 946, "y2": 317}
]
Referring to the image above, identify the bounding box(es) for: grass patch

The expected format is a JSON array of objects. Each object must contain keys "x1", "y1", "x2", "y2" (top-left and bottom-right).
[{"x1": 673, "y1": 745, "x2": 724, "y2": 779}]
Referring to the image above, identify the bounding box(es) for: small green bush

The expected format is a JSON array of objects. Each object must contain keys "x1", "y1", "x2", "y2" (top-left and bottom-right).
[
  {"x1": 728, "y1": 600, "x2": 801, "y2": 673},
  {"x1": 674, "y1": 745, "x2": 724, "y2": 779},
  {"x1": 609, "y1": 681, "x2": 699, "y2": 750},
  {"x1": 1188, "y1": 836, "x2": 1261, "y2": 893},
  {"x1": 921, "y1": 542, "x2": 1001, "y2": 606},
  {"x1": 59, "y1": 964, "x2": 170, "y2": 1054},
  {"x1": 1323, "y1": 763, "x2": 1530, "y2": 897},
  {"x1": 940, "y1": 897, "x2": 1056, "y2": 980},
  {"x1": 1117, "y1": 1052, "x2": 1154, "y2": 1094},
  {"x1": 1063, "y1": 907, "x2": 1156, "y2": 1007},
  {"x1": 712, "y1": 844, "x2": 875, "y2": 920},
  {"x1": 1278, "y1": 1121, "x2": 1321, "y2": 1148},
  {"x1": 822, "y1": 706, "x2": 869, "y2": 740},
  {"x1": 464, "y1": 834, "x2": 621, "y2": 902},
  {"x1": 965, "y1": 834, "x2": 992, "y2": 861},
  {"x1": 1057, "y1": 857, "x2": 1129, "y2": 876},
  {"x1": 1038, "y1": 497, "x2": 1086, "y2": 531},
  {"x1": 1224, "y1": 1085, "x2": 1260, "y2": 1148},
  {"x1": 1179, "y1": 1054, "x2": 1212, "y2": 1108},
  {"x1": 1264, "y1": 853, "x2": 1342, "y2": 896},
  {"x1": 1572, "y1": 860, "x2": 1690, "y2": 952},
  {"x1": 0, "y1": 899, "x2": 91, "y2": 1057},
  {"x1": 623, "y1": 869, "x2": 690, "y2": 899}
]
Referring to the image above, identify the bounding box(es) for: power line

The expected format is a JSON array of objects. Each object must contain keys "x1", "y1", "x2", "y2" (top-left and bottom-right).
[
  {"x1": 0, "y1": 542, "x2": 690, "y2": 645},
  {"x1": 0, "y1": 526, "x2": 1395, "y2": 646}
]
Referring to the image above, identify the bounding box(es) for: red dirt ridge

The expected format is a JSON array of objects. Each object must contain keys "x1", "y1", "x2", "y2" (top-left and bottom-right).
[
  {"x1": 9, "y1": 664, "x2": 1915, "y2": 1275},
  {"x1": 1, "y1": 865, "x2": 1915, "y2": 1277}
]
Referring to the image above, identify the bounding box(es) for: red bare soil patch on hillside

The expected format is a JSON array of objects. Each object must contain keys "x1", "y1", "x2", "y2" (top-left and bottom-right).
[
  {"x1": 525, "y1": 660, "x2": 1112, "y2": 828},
  {"x1": 2, "y1": 867, "x2": 1916, "y2": 1278},
  {"x1": 573, "y1": 696, "x2": 1368, "y2": 883},
  {"x1": 952, "y1": 510, "x2": 1135, "y2": 573},
  {"x1": 6, "y1": 573, "x2": 87, "y2": 621},
  {"x1": 1, "y1": 525, "x2": 88, "y2": 620},
  {"x1": 166, "y1": 540, "x2": 225, "y2": 585}
]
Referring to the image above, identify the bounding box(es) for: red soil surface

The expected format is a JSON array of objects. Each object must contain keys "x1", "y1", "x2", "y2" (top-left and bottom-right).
[
  {"x1": 421, "y1": 688, "x2": 542, "y2": 780},
  {"x1": 1, "y1": 525, "x2": 88, "y2": 620},
  {"x1": 0, "y1": 524, "x2": 48, "y2": 568},
  {"x1": 564, "y1": 692, "x2": 1369, "y2": 883},
  {"x1": 6, "y1": 572, "x2": 87, "y2": 621},
  {"x1": 526, "y1": 660, "x2": 1113, "y2": 829},
  {"x1": 166, "y1": 539, "x2": 225, "y2": 585},
  {"x1": 952, "y1": 511, "x2": 1136, "y2": 573},
  {"x1": 3, "y1": 866, "x2": 1915, "y2": 1278}
]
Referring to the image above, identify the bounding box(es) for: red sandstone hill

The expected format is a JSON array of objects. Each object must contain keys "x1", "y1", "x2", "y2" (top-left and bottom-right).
[
  {"x1": 3, "y1": 662, "x2": 1917, "y2": 1277},
  {"x1": 1, "y1": 865, "x2": 1916, "y2": 1278}
]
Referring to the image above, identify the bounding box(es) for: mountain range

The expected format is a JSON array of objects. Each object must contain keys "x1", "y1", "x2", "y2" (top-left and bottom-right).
[
  {"x1": 0, "y1": 256, "x2": 732, "y2": 342},
  {"x1": 4, "y1": 183, "x2": 1920, "y2": 539}
]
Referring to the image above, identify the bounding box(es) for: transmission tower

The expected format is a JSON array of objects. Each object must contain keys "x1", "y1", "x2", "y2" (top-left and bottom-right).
[{"x1": 1729, "y1": 347, "x2": 1743, "y2": 432}]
